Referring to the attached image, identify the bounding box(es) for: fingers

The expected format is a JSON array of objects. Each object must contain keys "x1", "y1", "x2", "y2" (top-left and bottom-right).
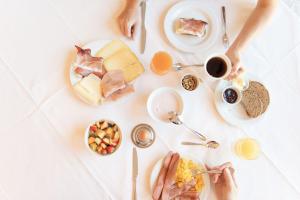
[
  {"x1": 206, "y1": 162, "x2": 233, "y2": 183},
  {"x1": 226, "y1": 62, "x2": 240, "y2": 80},
  {"x1": 223, "y1": 168, "x2": 236, "y2": 188}
]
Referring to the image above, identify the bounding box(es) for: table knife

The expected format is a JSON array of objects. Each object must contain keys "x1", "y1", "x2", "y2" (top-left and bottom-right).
[
  {"x1": 140, "y1": 0, "x2": 147, "y2": 54},
  {"x1": 132, "y1": 147, "x2": 138, "y2": 200}
]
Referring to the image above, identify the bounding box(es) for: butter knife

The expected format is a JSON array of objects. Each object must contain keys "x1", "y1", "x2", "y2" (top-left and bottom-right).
[
  {"x1": 132, "y1": 147, "x2": 138, "y2": 200},
  {"x1": 140, "y1": 0, "x2": 147, "y2": 54}
]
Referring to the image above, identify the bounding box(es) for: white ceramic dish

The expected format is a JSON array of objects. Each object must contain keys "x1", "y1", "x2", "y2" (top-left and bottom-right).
[
  {"x1": 84, "y1": 119, "x2": 122, "y2": 156},
  {"x1": 150, "y1": 155, "x2": 210, "y2": 200},
  {"x1": 221, "y1": 86, "x2": 242, "y2": 106},
  {"x1": 147, "y1": 87, "x2": 184, "y2": 123},
  {"x1": 214, "y1": 75, "x2": 268, "y2": 127},
  {"x1": 164, "y1": 0, "x2": 221, "y2": 53}
]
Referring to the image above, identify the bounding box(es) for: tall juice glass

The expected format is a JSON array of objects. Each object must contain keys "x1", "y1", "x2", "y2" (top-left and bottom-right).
[{"x1": 151, "y1": 51, "x2": 173, "y2": 75}]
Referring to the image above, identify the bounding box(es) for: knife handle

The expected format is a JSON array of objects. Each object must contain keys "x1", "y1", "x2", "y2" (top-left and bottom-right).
[{"x1": 132, "y1": 178, "x2": 137, "y2": 200}]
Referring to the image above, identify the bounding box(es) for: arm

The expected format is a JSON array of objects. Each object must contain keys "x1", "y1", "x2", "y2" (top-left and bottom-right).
[
  {"x1": 226, "y1": 0, "x2": 278, "y2": 80},
  {"x1": 118, "y1": 0, "x2": 142, "y2": 39}
]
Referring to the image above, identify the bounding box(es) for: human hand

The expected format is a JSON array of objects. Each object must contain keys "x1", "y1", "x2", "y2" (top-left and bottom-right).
[
  {"x1": 226, "y1": 47, "x2": 244, "y2": 80},
  {"x1": 118, "y1": 1, "x2": 140, "y2": 39},
  {"x1": 206, "y1": 162, "x2": 238, "y2": 200}
]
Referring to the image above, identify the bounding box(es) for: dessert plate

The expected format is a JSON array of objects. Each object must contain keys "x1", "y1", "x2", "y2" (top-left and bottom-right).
[{"x1": 164, "y1": 0, "x2": 221, "y2": 53}]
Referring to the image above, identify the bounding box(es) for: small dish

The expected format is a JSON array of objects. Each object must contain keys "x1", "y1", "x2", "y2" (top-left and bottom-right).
[
  {"x1": 147, "y1": 87, "x2": 184, "y2": 123},
  {"x1": 221, "y1": 86, "x2": 242, "y2": 105},
  {"x1": 181, "y1": 74, "x2": 202, "y2": 91},
  {"x1": 85, "y1": 119, "x2": 122, "y2": 156}
]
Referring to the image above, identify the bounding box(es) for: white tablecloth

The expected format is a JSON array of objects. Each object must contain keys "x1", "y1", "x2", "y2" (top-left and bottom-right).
[{"x1": 0, "y1": 0, "x2": 300, "y2": 200}]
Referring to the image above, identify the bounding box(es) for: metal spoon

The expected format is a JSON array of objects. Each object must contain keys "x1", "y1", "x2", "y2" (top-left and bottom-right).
[
  {"x1": 173, "y1": 63, "x2": 204, "y2": 71},
  {"x1": 181, "y1": 141, "x2": 220, "y2": 149},
  {"x1": 168, "y1": 111, "x2": 207, "y2": 141}
]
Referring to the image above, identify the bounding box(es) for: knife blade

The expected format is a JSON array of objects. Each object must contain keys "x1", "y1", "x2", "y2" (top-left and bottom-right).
[
  {"x1": 140, "y1": 0, "x2": 147, "y2": 54},
  {"x1": 132, "y1": 147, "x2": 138, "y2": 200}
]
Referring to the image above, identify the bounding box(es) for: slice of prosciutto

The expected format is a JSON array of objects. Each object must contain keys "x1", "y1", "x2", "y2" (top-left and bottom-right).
[
  {"x1": 106, "y1": 84, "x2": 135, "y2": 101},
  {"x1": 74, "y1": 45, "x2": 105, "y2": 78},
  {"x1": 101, "y1": 70, "x2": 126, "y2": 98},
  {"x1": 176, "y1": 18, "x2": 208, "y2": 38}
]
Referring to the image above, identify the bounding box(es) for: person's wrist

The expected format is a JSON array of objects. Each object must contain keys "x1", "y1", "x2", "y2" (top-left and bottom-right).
[{"x1": 126, "y1": 0, "x2": 141, "y2": 11}]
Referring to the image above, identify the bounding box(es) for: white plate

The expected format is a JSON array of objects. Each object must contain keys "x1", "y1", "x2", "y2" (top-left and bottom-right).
[
  {"x1": 150, "y1": 155, "x2": 210, "y2": 200},
  {"x1": 214, "y1": 75, "x2": 268, "y2": 127},
  {"x1": 164, "y1": 0, "x2": 221, "y2": 53},
  {"x1": 69, "y1": 40, "x2": 139, "y2": 106},
  {"x1": 147, "y1": 87, "x2": 184, "y2": 123}
]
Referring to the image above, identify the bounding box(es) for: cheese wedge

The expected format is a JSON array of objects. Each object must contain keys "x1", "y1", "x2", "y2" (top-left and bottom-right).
[
  {"x1": 73, "y1": 74, "x2": 103, "y2": 105},
  {"x1": 96, "y1": 40, "x2": 144, "y2": 82},
  {"x1": 103, "y1": 48, "x2": 144, "y2": 82},
  {"x1": 96, "y1": 40, "x2": 129, "y2": 59}
]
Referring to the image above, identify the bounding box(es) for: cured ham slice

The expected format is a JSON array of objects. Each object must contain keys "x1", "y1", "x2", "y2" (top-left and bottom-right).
[
  {"x1": 106, "y1": 84, "x2": 135, "y2": 101},
  {"x1": 74, "y1": 45, "x2": 105, "y2": 78},
  {"x1": 101, "y1": 70, "x2": 126, "y2": 98},
  {"x1": 176, "y1": 18, "x2": 208, "y2": 38}
]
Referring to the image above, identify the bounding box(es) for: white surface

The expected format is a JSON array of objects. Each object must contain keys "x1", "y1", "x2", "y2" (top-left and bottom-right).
[
  {"x1": 150, "y1": 157, "x2": 210, "y2": 200},
  {"x1": 164, "y1": 0, "x2": 221, "y2": 53},
  {"x1": 0, "y1": 0, "x2": 300, "y2": 200}
]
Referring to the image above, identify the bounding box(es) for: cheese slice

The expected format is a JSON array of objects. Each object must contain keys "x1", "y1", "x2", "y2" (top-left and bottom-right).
[
  {"x1": 73, "y1": 74, "x2": 103, "y2": 105},
  {"x1": 96, "y1": 40, "x2": 129, "y2": 59},
  {"x1": 103, "y1": 48, "x2": 144, "y2": 82}
]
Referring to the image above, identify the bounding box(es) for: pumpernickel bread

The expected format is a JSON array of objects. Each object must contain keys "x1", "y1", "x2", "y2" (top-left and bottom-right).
[{"x1": 241, "y1": 81, "x2": 270, "y2": 118}]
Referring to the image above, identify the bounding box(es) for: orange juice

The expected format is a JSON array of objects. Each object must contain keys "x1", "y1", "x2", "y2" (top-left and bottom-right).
[
  {"x1": 151, "y1": 51, "x2": 173, "y2": 75},
  {"x1": 234, "y1": 138, "x2": 260, "y2": 160}
]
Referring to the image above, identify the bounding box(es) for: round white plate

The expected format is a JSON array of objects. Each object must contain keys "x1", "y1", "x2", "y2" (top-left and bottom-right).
[
  {"x1": 69, "y1": 40, "x2": 139, "y2": 106},
  {"x1": 164, "y1": 0, "x2": 221, "y2": 53},
  {"x1": 147, "y1": 87, "x2": 184, "y2": 123},
  {"x1": 150, "y1": 155, "x2": 210, "y2": 200},
  {"x1": 214, "y1": 75, "x2": 268, "y2": 127}
]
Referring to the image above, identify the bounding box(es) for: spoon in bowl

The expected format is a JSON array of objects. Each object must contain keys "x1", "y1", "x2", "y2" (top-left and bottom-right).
[
  {"x1": 168, "y1": 111, "x2": 207, "y2": 141},
  {"x1": 181, "y1": 141, "x2": 220, "y2": 149}
]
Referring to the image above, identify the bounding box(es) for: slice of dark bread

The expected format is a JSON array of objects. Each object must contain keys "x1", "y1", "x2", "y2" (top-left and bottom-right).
[
  {"x1": 247, "y1": 81, "x2": 270, "y2": 114},
  {"x1": 241, "y1": 90, "x2": 263, "y2": 118}
]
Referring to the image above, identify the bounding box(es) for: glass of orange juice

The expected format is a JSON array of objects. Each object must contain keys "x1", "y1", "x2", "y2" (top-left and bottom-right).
[
  {"x1": 151, "y1": 51, "x2": 173, "y2": 75},
  {"x1": 234, "y1": 138, "x2": 260, "y2": 160}
]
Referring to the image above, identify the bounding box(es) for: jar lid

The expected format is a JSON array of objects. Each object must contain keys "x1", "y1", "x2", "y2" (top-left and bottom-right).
[{"x1": 131, "y1": 124, "x2": 156, "y2": 148}]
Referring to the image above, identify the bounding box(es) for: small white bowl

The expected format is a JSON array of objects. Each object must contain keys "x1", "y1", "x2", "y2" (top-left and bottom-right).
[
  {"x1": 147, "y1": 87, "x2": 184, "y2": 123},
  {"x1": 221, "y1": 86, "x2": 242, "y2": 106},
  {"x1": 84, "y1": 119, "x2": 122, "y2": 156}
]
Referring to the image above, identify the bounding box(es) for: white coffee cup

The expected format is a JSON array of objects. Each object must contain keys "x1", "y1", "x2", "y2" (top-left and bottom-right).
[{"x1": 204, "y1": 54, "x2": 232, "y2": 80}]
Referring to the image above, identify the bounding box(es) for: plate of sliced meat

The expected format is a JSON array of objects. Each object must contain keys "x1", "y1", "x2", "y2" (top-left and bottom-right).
[
  {"x1": 70, "y1": 40, "x2": 145, "y2": 105},
  {"x1": 151, "y1": 152, "x2": 210, "y2": 200},
  {"x1": 164, "y1": 0, "x2": 221, "y2": 53}
]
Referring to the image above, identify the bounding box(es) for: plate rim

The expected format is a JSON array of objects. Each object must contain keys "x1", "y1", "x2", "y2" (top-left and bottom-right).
[
  {"x1": 164, "y1": 0, "x2": 221, "y2": 53},
  {"x1": 214, "y1": 75, "x2": 269, "y2": 127}
]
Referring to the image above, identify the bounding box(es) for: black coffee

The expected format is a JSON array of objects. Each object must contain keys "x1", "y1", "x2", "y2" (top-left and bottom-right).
[{"x1": 206, "y1": 57, "x2": 227, "y2": 78}]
